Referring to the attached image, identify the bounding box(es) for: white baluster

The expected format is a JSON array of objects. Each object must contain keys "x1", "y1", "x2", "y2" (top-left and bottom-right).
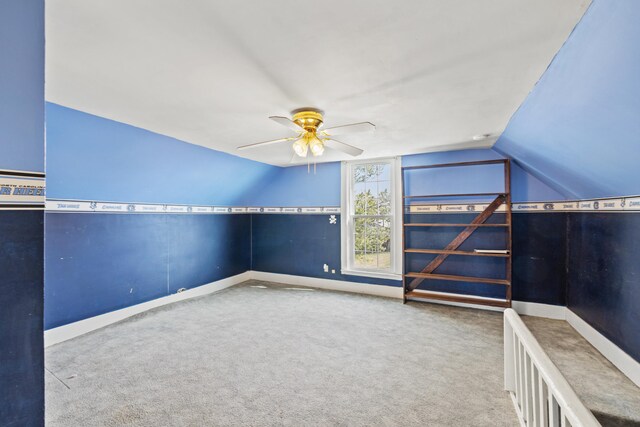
[{"x1": 539, "y1": 376, "x2": 549, "y2": 427}]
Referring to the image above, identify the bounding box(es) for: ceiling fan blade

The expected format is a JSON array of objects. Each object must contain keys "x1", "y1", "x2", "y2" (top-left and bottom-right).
[
  {"x1": 237, "y1": 137, "x2": 297, "y2": 151},
  {"x1": 269, "y1": 116, "x2": 304, "y2": 133},
  {"x1": 321, "y1": 121, "x2": 375, "y2": 136},
  {"x1": 323, "y1": 138, "x2": 364, "y2": 157}
]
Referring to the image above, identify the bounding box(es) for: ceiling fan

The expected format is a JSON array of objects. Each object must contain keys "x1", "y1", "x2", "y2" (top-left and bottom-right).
[{"x1": 237, "y1": 108, "x2": 374, "y2": 159}]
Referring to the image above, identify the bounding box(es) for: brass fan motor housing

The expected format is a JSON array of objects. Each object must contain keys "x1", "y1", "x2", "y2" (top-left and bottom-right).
[{"x1": 291, "y1": 108, "x2": 324, "y2": 132}]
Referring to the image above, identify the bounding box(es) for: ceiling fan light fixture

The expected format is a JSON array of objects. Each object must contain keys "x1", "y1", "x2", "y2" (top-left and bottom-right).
[
  {"x1": 292, "y1": 137, "x2": 308, "y2": 157},
  {"x1": 237, "y1": 108, "x2": 370, "y2": 161},
  {"x1": 309, "y1": 135, "x2": 325, "y2": 156}
]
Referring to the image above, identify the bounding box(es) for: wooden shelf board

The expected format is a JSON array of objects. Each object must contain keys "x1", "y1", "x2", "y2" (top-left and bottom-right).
[
  {"x1": 404, "y1": 272, "x2": 510, "y2": 285},
  {"x1": 404, "y1": 223, "x2": 509, "y2": 227},
  {"x1": 403, "y1": 192, "x2": 506, "y2": 199},
  {"x1": 405, "y1": 290, "x2": 510, "y2": 308},
  {"x1": 404, "y1": 249, "x2": 510, "y2": 257},
  {"x1": 401, "y1": 159, "x2": 508, "y2": 171}
]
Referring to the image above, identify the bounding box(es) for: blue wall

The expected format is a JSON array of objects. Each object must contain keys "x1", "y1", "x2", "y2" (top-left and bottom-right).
[
  {"x1": 494, "y1": 0, "x2": 640, "y2": 363},
  {"x1": 0, "y1": 211, "x2": 44, "y2": 425},
  {"x1": 248, "y1": 162, "x2": 341, "y2": 207},
  {"x1": 44, "y1": 104, "x2": 572, "y2": 331},
  {"x1": 47, "y1": 3, "x2": 640, "y2": 369},
  {"x1": 0, "y1": 0, "x2": 45, "y2": 173},
  {"x1": 0, "y1": 0, "x2": 45, "y2": 425},
  {"x1": 567, "y1": 213, "x2": 640, "y2": 362},
  {"x1": 45, "y1": 213, "x2": 250, "y2": 329},
  {"x1": 250, "y1": 211, "x2": 568, "y2": 306},
  {"x1": 244, "y1": 149, "x2": 564, "y2": 207},
  {"x1": 45, "y1": 104, "x2": 270, "y2": 329},
  {"x1": 45, "y1": 103, "x2": 563, "y2": 209},
  {"x1": 251, "y1": 214, "x2": 400, "y2": 287},
  {"x1": 398, "y1": 150, "x2": 565, "y2": 304},
  {"x1": 404, "y1": 212, "x2": 568, "y2": 304},
  {"x1": 46, "y1": 103, "x2": 278, "y2": 205},
  {"x1": 495, "y1": 1, "x2": 640, "y2": 199},
  {"x1": 403, "y1": 149, "x2": 565, "y2": 203},
  {"x1": 512, "y1": 213, "x2": 567, "y2": 305}
]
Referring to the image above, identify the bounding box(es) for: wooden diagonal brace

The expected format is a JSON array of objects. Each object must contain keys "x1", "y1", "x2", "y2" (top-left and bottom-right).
[{"x1": 408, "y1": 196, "x2": 505, "y2": 291}]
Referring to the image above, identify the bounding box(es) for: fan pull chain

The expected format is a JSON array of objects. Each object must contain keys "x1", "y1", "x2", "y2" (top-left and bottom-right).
[{"x1": 305, "y1": 159, "x2": 317, "y2": 175}]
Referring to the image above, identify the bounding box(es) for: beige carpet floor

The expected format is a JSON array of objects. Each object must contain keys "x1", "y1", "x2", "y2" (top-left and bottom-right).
[{"x1": 46, "y1": 280, "x2": 518, "y2": 426}]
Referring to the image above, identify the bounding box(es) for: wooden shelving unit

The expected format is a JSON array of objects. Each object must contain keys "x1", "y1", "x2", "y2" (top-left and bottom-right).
[
  {"x1": 401, "y1": 159, "x2": 512, "y2": 308},
  {"x1": 404, "y1": 248, "x2": 510, "y2": 257},
  {"x1": 404, "y1": 223, "x2": 509, "y2": 227}
]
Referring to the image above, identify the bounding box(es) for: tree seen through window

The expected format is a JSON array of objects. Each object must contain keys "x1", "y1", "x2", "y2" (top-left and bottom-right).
[{"x1": 352, "y1": 163, "x2": 391, "y2": 270}]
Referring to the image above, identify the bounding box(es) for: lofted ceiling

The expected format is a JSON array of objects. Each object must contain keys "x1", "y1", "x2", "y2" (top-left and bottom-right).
[{"x1": 46, "y1": 0, "x2": 589, "y2": 167}]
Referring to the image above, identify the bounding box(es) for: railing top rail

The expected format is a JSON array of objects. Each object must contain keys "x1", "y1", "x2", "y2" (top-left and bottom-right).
[{"x1": 504, "y1": 308, "x2": 600, "y2": 427}]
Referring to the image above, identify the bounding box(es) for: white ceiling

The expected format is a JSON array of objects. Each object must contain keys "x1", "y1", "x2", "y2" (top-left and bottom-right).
[{"x1": 46, "y1": 0, "x2": 589, "y2": 167}]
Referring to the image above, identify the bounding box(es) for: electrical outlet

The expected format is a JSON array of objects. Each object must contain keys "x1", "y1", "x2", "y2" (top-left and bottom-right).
[{"x1": 323, "y1": 264, "x2": 329, "y2": 272}]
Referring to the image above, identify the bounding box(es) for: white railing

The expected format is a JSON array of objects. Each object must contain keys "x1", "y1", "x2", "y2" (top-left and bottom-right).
[{"x1": 504, "y1": 309, "x2": 601, "y2": 427}]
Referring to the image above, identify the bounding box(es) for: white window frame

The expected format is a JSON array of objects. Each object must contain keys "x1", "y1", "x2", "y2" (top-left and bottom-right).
[{"x1": 340, "y1": 157, "x2": 402, "y2": 281}]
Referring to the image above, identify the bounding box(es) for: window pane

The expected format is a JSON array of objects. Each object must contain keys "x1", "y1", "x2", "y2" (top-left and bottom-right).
[
  {"x1": 353, "y1": 165, "x2": 367, "y2": 183},
  {"x1": 376, "y1": 163, "x2": 391, "y2": 181},
  {"x1": 364, "y1": 182, "x2": 377, "y2": 214},
  {"x1": 352, "y1": 164, "x2": 392, "y2": 216},
  {"x1": 354, "y1": 187, "x2": 374, "y2": 215},
  {"x1": 377, "y1": 218, "x2": 391, "y2": 269},
  {"x1": 354, "y1": 217, "x2": 370, "y2": 252},
  {"x1": 377, "y1": 181, "x2": 391, "y2": 215},
  {"x1": 353, "y1": 163, "x2": 388, "y2": 183},
  {"x1": 353, "y1": 216, "x2": 392, "y2": 270},
  {"x1": 353, "y1": 182, "x2": 366, "y2": 214},
  {"x1": 354, "y1": 218, "x2": 372, "y2": 268}
]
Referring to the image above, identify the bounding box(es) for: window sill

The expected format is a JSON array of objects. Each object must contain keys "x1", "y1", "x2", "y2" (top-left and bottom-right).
[{"x1": 341, "y1": 269, "x2": 402, "y2": 281}]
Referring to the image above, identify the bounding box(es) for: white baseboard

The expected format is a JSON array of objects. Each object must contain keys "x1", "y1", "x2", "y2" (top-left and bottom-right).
[
  {"x1": 44, "y1": 271, "x2": 251, "y2": 347},
  {"x1": 248, "y1": 271, "x2": 566, "y2": 320},
  {"x1": 248, "y1": 271, "x2": 404, "y2": 299},
  {"x1": 512, "y1": 301, "x2": 566, "y2": 320},
  {"x1": 565, "y1": 309, "x2": 640, "y2": 387}
]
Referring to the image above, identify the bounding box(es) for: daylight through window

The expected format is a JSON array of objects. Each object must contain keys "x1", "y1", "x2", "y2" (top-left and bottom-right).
[{"x1": 341, "y1": 159, "x2": 400, "y2": 279}]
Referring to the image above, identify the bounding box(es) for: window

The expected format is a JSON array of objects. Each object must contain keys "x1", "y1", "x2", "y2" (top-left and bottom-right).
[{"x1": 341, "y1": 158, "x2": 402, "y2": 280}]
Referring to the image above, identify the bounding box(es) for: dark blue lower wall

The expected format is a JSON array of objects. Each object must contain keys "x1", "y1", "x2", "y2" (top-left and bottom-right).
[
  {"x1": 406, "y1": 213, "x2": 510, "y2": 299},
  {"x1": 567, "y1": 212, "x2": 640, "y2": 362},
  {"x1": 44, "y1": 213, "x2": 250, "y2": 329},
  {"x1": 250, "y1": 213, "x2": 567, "y2": 305},
  {"x1": 0, "y1": 210, "x2": 44, "y2": 426},
  {"x1": 512, "y1": 213, "x2": 567, "y2": 305},
  {"x1": 42, "y1": 209, "x2": 640, "y2": 365},
  {"x1": 406, "y1": 212, "x2": 567, "y2": 304},
  {"x1": 250, "y1": 214, "x2": 401, "y2": 287}
]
